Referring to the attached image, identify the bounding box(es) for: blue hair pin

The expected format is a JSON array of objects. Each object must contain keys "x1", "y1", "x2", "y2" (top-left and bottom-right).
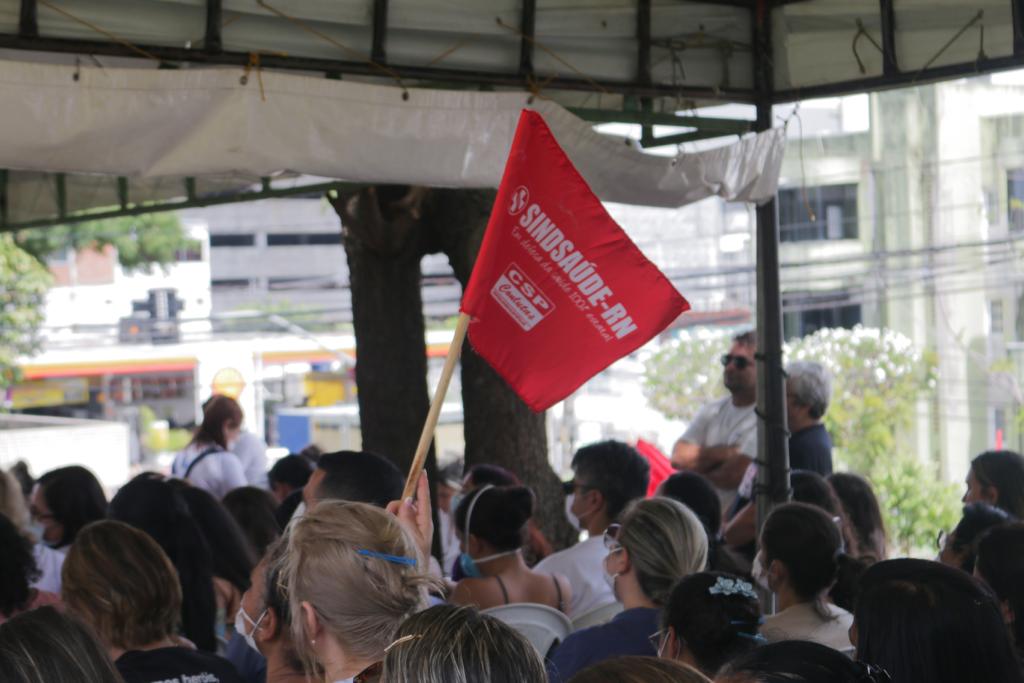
[
  {"x1": 356, "y1": 548, "x2": 417, "y2": 567},
  {"x1": 709, "y1": 577, "x2": 758, "y2": 600}
]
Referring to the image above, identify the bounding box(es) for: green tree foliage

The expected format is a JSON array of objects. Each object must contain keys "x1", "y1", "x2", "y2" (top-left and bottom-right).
[
  {"x1": 14, "y1": 214, "x2": 197, "y2": 273},
  {"x1": 643, "y1": 328, "x2": 732, "y2": 421},
  {"x1": 644, "y1": 325, "x2": 960, "y2": 555},
  {"x1": 0, "y1": 235, "x2": 52, "y2": 389}
]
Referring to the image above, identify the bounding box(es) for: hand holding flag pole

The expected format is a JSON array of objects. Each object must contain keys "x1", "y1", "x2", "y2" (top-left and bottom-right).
[{"x1": 400, "y1": 109, "x2": 689, "y2": 500}]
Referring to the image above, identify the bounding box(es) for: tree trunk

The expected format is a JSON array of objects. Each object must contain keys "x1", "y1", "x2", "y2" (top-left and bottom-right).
[
  {"x1": 328, "y1": 186, "x2": 438, "y2": 483},
  {"x1": 426, "y1": 189, "x2": 578, "y2": 550}
]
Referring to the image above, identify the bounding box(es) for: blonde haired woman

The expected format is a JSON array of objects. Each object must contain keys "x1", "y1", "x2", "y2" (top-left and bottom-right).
[
  {"x1": 285, "y1": 498, "x2": 436, "y2": 683},
  {"x1": 381, "y1": 604, "x2": 545, "y2": 682},
  {"x1": 547, "y1": 497, "x2": 708, "y2": 683}
]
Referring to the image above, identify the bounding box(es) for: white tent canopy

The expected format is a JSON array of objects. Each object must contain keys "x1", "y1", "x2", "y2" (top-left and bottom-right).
[{"x1": 0, "y1": 58, "x2": 784, "y2": 224}]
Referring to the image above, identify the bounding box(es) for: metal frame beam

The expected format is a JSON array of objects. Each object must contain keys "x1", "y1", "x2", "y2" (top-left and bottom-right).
[
  {"x1": 879, "y1": 0, "x2": 898, "y2": 75},
  {"x1": 18, "y1": 0, "x2": 37, "y2": 38},
  {"x1": 1014, "y1": 0, "x2": 1024, "y2": 56},
  {"x1": 205, "y1": 0, "x2": 222, "y2": 53},
  {"x1": 0, "y1": 33, "x2": 758, "y2": 103},
  {"x1": 773, "y1": 52, "x2": 1024, "y2": 102},
  {"x1": 371, "y1": 0, "x2": 388, "y2": 64},
  {"x1": 519, "y1": 0, "x2": 537, "y2": 77},
  {"x1": 752, "y1": 0, "x2": 791, "y2": 555},
  {"x1": 0, "y1": 180, "x2": 361, "y2": 232}
]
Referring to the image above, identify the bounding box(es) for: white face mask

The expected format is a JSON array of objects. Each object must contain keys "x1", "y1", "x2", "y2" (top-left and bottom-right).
[
  {"x1": 234, "y1": 606, "x2": 267, "y2": 654},
  {"x1": 752, "y1": 551, "x2": 771, "y2": 592},
  {"x1": 564, "y1": 493, "x2": 581, "y2": 531}
]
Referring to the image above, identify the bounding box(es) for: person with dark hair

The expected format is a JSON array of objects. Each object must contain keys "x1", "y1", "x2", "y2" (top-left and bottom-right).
[
  {"x1": 965, "y1": 450, "x2": 1024, "y2": 518},
  {"x1": 547, "y1": 498, "x2": 708, "y2": 682},
  {"x1": 536, "y1": 440, "x2": 650, "y2": 617},
  {"x1": 303, "y1": 449, "x2": 404, "y2": 510},
  {"x1": 0, "y1": 606, "x2": 123, "y2": 683},
  {"x1": 173, "y1": 394, "x2": 247, "y2": 499},
  {"x1": 229, "y1": 537, "x2": 303, "y2": 683},
  {"x1": 172, "y1": 483, "x2": 257, "y2": 645},
  {"x1": 274, "y1": 490, "x2": 304, "y2": 529},
  {"x1": 569, "y1": 656, "x2": 710, "y2": 683},
  {"x1": 450, "y1": 485, "x2": 571, "y2": 612},
  {"x1": 658, "y1": 471, "x2": 749, "y2": 575},
  {"x1": 0, "y1": 515, "x2": 60, "y2": 625},
  {"x1": 854, "y1": 558, "x2": 1023, "y2": 683},
  {"x1": 109, "y1": 475, "x2": 219, "y2": 652},
  {"x1": 62, "y1": 520, "x2": 243, "y2": 683},
  {"x1": 223, "y1": 486, "x2": 281, "y2": 559},
  {"x1": 755, "y1": 502, "x2": 852, "y2": 653},
  {"x1": 267, "y1": 455, "x2": 314, "y2": 504},
  {"x1": 382, "y1": 604, "x2": 548, "y2": 683},
  {"x1": 450, "y1": 463, "x2": 553, "y2": 578},
  {"x1": 659, "y1": 572, "x2": 763, "y2": 677},
  {"x1": 938, "y1": 502, "x2": 1011, "y2": 574},
  {"x1": 672, "y1": 331, "x2": 758, "y2": 504},
  {"x1": 828, "y1": 472, "x2": 887, "y2": 561},
  {"x1": 976, "y1": 522, "x2": 1024, "y2": 665},
  {"x1": 724, "y1": 470, "x2": 855, "y2": 557},
  {"x1": 716, "y1": 640, "x2": 891, "y2": 683},
  {"x1": 29, "y1": 465, "x2": 107, "y2": 550}
]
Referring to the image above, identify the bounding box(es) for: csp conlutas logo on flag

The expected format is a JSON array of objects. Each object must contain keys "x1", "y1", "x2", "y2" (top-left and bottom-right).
[{"x1": 460, "y1": 110, "x2": 690, "y2": 411}]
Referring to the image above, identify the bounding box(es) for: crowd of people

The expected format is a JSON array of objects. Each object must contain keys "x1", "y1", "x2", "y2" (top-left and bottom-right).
[{"x1": 2, "y1": 333, "x2": 1024, "y2": 682}]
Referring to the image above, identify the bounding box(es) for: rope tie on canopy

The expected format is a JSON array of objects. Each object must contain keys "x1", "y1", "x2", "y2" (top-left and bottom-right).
[
  {"x1": 36, "y1": 0, "x2": 161, "y2": 64},
  {"x1": 241, "y1": 52, "x2": 267, "y2": 101},
  {"x1": 851, "y1": 19, "x2": 883, "y2": 75},
  {"x1": 255, "y1": 0, "x2": 409, "y2": 99},
  {"x1": 917, "y1": 10, "x2": 984, "y2": 76}
]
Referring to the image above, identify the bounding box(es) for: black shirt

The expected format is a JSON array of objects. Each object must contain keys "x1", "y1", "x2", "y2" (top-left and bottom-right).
[
  {"x1": 116, "y1": 647, "x2": 244, "y2": 683},
  {"x1": 788, "y1": 423, "x2": 833, "y2": 476}
]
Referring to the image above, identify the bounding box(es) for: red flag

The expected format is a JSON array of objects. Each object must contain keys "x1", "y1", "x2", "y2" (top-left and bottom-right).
[
  {"x1": 635, "y1": 438, "x2": 674, "y2": 497},
  {"x1": 460, "y1": 110, "x2": 690, "y2": 411}
]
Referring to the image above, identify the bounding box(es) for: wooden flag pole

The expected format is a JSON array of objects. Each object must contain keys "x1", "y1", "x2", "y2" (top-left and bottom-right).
[{"x1": 400, "y1": 312, "x2": 471, "y2": 500}]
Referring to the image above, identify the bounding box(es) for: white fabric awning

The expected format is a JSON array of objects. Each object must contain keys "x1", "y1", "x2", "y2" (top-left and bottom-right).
[{"x1": 0, "y1": 58, "x2": 784, "y2": 210}]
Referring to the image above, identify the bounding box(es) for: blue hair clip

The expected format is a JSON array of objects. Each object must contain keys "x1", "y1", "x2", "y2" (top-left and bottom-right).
[
  {"x1": 356, "y1": 548, "x2": 417, "y2": 567},
  {"x1": 709, "y1": 577, "x2": 758, "y2": 600},
  {"x1": 735, "y1": 631, "x2": 768, "y2": 644}
]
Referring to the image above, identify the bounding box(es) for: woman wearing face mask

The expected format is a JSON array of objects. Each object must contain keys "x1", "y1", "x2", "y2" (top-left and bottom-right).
[
  {"x1": 61, "y1": 520, "x2": 243, "y2": 683},
  {"x1": 546, "y1": 497, "x2": 708, "y2": 683},
  {"x1": 450, "y1": 485, "x2": 571, "y2": 612},
  {"x1": 232, "y1": 537, "x2": 306, "y2": 683},
  {"x1": 754, "y1": 502, "x2": 853, "y2": 654}
]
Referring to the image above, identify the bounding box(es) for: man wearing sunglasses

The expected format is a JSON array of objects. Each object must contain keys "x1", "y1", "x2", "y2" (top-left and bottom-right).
[{"x1": 671, "y1": 330, "x2": 758, "y2": 509}]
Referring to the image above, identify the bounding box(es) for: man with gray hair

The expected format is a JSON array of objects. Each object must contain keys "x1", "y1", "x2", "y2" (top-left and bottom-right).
[{"x1": 784, "y1": 360, "x2": 834, "y2": 475}]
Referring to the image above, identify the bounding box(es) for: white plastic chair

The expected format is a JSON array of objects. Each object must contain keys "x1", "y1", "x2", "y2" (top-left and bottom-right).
[
  {"x1": 570, "y1": 601, "x2": 623, "y2": 631},
  {"x1": 482, "y1": 603, "x2": 573, "y2": 657}
]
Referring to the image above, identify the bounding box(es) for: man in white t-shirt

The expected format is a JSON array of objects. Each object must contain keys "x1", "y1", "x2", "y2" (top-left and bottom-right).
[
  {"x1": 672, "y1": 330, "x2": 758, "y2": 510},
  {"x1": 535, "y1": 440, "x2": 650, "y2": 617}
]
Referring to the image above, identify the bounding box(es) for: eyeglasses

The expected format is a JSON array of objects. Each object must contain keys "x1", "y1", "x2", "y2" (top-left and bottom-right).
[
  {"x1": 603, "y1": 523, "x2": 622, "y2": 552},
  {"x1": 721, "y1": 354, "x2": 752, "y2": 370}
]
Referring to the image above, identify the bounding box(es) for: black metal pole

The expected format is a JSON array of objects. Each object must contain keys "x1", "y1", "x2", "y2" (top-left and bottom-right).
[
  {"x1": 519, "y1": 0, "x2": 536, "y2": 77},
  {"x1": 18, "y1": 0, "x2": 37, "y2": 38},
  {"x1": 752, "y1": 0, "x2": 790, "y2": 553},
  {"x1": 371, "y1": 0, "x2": 388, "y2": 64},
  {"x1": 1014, "y1": 0, "x2": 1024, "y2": 56},
  {"x1": 204, "y1": 0, "x2": 222, "y2": 53},
  {"x1": 879, "y1": 0, "x2": 898, "y2": 75}
]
